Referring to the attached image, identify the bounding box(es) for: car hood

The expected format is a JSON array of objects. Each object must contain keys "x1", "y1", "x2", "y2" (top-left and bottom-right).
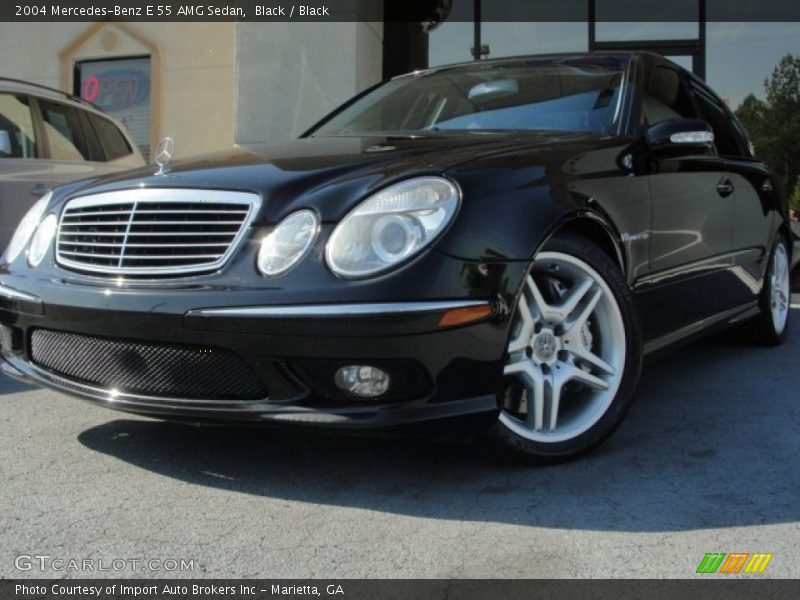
[{"x1": 54, "y1": 132, "x2": 604, "y2": 222}]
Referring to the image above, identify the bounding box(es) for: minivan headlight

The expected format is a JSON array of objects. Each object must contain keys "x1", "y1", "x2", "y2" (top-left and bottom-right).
[
  {"x1": 28, "y1": 213, "x2": 58, "y2": 267},
  {"x1": 325, "y1": 177, "x2": 460, "y2": 278},
  {"x1": 3, "y1": 192, "x2": 52, "y2": 264}
]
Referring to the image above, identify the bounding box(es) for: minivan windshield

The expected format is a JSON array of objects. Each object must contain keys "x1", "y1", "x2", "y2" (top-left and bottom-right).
[{"x1": 310, "y1": 56, "x2": 628, "y2": 137}]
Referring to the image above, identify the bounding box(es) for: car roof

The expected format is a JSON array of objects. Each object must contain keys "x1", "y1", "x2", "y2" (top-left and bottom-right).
[
  {"x1": 0, "y1": 76, "x2": 103, "y2": 112},
  {"x1": 395, "y1": 51, "x2": 652, "y2": 80}
]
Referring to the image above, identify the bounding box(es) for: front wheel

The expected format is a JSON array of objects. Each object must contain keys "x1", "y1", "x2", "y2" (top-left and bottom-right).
[{"x1": 482, "y1": 234, "x2": 642, "y2": 462}]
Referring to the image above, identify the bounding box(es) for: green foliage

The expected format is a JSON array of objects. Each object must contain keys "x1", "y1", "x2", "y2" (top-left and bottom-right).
[
  {"x1": 791, "y1": 182, "x2": 800, "y2": 212},
  {"x1": 734, "y1": 54, "x2": 800, "y2": 201}
]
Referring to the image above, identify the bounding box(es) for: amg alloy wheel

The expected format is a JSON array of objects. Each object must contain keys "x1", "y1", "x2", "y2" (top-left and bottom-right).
[
  {"x1": 769, "y1": 240, "x2": 791, "y2": 335},
  {"x1": 485, "y1": 234, "x2": 642, "y2": 461},
  {"x1": 744, "y1": 236, "x2": 791, "y2": 346}
]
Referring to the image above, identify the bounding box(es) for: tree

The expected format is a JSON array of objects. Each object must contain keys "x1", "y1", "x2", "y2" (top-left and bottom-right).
[
  {"x1": 791, "y1": 183, "x2": 800, "y2": 213},
  {"x1": 735, "y1": 54, "x2": 800, "y2": 203}
]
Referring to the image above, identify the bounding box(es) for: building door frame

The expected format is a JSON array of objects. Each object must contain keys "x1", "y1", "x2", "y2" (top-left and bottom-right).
[
  {"x1": 588, "y1": 0, "x2": 707, "y2": 79},
  {"x1": 384, "y1": 0, "x2": 708, "y2": 80}
]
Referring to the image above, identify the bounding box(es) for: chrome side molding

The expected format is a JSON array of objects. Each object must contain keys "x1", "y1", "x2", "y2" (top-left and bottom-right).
[{"x1": 187, "y1": 299, "x2": 490, "y2": 318}]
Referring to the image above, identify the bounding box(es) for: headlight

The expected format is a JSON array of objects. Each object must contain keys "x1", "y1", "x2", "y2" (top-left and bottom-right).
[
  {"x1": 325, "y1": 177, "x2": 460, "y2": 278},
  {"x1": 3, "y1": 192, "x2": 52, "y2": 264},
  {"x1": 27, "y1": 213, "x2": 58, "y2": 267},
  {"x1": 257, "y1": 210, "x2": 319, "y2": 276}
]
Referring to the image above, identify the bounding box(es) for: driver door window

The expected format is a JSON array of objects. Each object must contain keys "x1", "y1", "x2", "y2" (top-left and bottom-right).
[{"x1": 642, "y1": 66, "x2": 697, "y2": 126}]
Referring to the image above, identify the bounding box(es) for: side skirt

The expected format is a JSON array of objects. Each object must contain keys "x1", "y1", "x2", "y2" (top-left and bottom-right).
[{"x1": 643, "y1": 302, "x2": 760, "y2": 357}]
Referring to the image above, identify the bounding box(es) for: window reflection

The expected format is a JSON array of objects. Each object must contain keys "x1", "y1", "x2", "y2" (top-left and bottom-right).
[
  {"x1": 428, "y1": 0, "x2": 474, "y2": 66},
  {"x1": 480, "y1": 22, "x2": 588, "y2": 59},
  {"x1": 425, "y1": 0, "x2": 800, "y2": 117},
  {"x1": 595, "y1": 22, "x2": 698, "y2": 41},
  {"x1": 429, "y1": 21, "x2": 475, "y2": 66}
]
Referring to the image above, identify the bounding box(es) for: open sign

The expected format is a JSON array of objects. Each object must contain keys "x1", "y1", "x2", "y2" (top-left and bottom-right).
[{"x1": 81, "y1": 67, "x2": 150, "y2": 111}]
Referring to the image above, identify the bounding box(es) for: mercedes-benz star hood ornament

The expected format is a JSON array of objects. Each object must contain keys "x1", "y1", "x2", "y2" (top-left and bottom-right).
[{"x1": 154, "y1": 136, "x2": 175, "y2": 176}]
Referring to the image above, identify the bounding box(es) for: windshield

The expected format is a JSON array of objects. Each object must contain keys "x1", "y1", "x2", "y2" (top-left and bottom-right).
[{"x1": 310, "y1": 56, "x2": 629, "y2": 137}]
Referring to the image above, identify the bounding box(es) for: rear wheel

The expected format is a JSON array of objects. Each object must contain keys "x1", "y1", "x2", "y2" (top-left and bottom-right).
[
  {"x1": 743, "y1": 236, "x2": 791, "y2": 346},
  {"x1": 483, "y1": 234, "x2": 642, "y2": 462}
]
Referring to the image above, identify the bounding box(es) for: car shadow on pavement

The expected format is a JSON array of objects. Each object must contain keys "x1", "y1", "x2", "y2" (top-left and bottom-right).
[
  {"x1": 0, "y1": 375, "x2": 36, "y2": 395},
  {"x1": 78, "y1": 309, "x2": 800, "y2": 533}
]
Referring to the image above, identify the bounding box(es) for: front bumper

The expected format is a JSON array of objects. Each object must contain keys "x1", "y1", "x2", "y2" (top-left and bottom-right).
[{"x1": 0, "y1": 271, "x2": 517, "y2": 432}]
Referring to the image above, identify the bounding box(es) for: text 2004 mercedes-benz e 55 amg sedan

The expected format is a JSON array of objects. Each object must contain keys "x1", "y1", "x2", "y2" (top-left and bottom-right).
[{"x1": 0, "y1": 52, "x2": 792, "y2": 461}]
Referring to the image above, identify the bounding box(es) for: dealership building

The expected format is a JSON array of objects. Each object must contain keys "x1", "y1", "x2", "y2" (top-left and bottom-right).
[{"x1": 0, "y1": 3, "x2": 796, "y2": 160}]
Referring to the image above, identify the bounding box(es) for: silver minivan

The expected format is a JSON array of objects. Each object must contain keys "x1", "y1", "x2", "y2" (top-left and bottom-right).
[{"x1": 0, "y1": 78, "x2": 144, "y2": 251}]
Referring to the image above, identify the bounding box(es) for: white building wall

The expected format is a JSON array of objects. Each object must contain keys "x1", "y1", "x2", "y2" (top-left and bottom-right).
[
  {"x1": 0, "y1": 22, "x2": 236, "y2": 159},
  {"x1": 234, "y1": 22, "x2": 383, "y2": 146},
  {"x1": 0, "y1": 21, "x2": 384, "y2": 155}
]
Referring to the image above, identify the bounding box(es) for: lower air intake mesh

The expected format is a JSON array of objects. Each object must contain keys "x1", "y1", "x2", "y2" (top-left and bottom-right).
[{"x1": 30, "y1": 329, "x2": 266, "y2": 400}]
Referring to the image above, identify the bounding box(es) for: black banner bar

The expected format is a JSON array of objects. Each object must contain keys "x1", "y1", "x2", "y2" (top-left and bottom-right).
[
  {"x1": 2, "y1": 580, "x2": 800, "y2": 600},
  {"x1": 3, "y1": 0, "x2": 800, "y2": 22}
]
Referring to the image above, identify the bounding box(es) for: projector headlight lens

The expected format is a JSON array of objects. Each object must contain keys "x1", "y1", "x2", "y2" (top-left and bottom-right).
[{"x1": 325, "y1": 177, "x2": 460, "y2": 278}]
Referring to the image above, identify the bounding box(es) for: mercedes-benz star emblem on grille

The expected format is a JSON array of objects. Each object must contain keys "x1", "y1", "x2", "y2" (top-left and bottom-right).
[{"x1": 154, "y1": 136, "x2": 175, "y2": 175}]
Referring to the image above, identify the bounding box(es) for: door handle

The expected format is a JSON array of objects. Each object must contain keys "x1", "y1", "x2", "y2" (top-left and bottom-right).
[
  {"x1": 716, "y1": 179, "x2": 734, "y2": 197},
  {"x1": 30, "y1": 184, "x2": 49, "y2": 197}
]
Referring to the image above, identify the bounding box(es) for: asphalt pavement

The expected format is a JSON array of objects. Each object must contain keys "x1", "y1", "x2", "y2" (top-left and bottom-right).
[{"x1": 1, "y1": 301, "x2": 799, "y2": 579}]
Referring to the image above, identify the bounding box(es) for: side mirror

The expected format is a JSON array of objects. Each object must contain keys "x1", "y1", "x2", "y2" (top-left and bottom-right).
[
  {"x1": 645, "y1": 119, "x2": 714, "y2": 153},
  {"x1": 0, "y1": 130, "x2": 12, "y2": 156}
]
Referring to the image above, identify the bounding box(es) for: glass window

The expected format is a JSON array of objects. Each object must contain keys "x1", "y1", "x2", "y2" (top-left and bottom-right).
[
  {"x1": 641, "y1": 65, "x2": 697, "y2": 125},
  {"x1": 429, "y1": 20, "x2": 475, "y2": 67},
  {"x1": 76, "y1": 56, "x2": 151, "y2": 159},
  {"x1": 595, "y1": 22, "x2": 699, "y2": 42},
  {"x1": 0, "y1": 94, "x2": 37, "y2": 158},
  {"x1": 479, "y1": 22, "x2": 587, "y2": 60},
  {"x1": 77, "y1": 110, "x2": 105, "y2": 162},
  {"x1": 730, "y1": 117, "x2": 755, "y2": 159},
  {"x1": 39, "y1": 100, "x2": 90, "y2": 161},
  {"x1": 428, "y1": 0, "x2": 474, "y2": 67},
  {"x1": 691, "y1": 80, "x2": 747, "y2": 158},
  {"x1": 312, "y1": 57, "x2": 629, "y2": 136},
  {"x1": 88, "y1": 113, "x2": 132, "y2": 161},
  {"x1": 595, "y1": 0, "x2": 699, "y2": 40},
  {"x1": 663, "y1": 55, "x2": 694, "y2": 72},
  {"x1": 429, "y1": 2, "x2": 586, "y2": 66}
]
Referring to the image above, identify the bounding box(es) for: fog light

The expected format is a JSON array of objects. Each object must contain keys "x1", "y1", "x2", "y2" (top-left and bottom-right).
[{"x1": 334, "y1": 365, "x2": 390, "y2": 398}]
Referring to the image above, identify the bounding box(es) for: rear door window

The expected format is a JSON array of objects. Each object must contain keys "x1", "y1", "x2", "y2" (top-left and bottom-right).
[
  {"x1": 88, "y1": 112, "x2": 132, "y2": 161},
  {"x1": 0, "y1": 94, "x2": 37, "y2": 158},
  {"x1": 77, "y1": 110, "x2": 106, "y2": 161},
  {"x1": 38, "y1": 99, "x2": 91, "y2": 161},
  {"x1": 690, "y1": 80, "x2": 749, "y2": 159}
]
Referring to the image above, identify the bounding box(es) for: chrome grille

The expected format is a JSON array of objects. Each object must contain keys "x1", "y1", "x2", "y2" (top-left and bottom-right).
[{"x1": 56, "y1": 188, "x2": 260, "y2": 276}]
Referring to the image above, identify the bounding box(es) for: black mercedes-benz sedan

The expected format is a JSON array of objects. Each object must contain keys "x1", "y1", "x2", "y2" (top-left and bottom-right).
[{"x1": 0, "y1": 52, "x2": 792, "y2": 461}]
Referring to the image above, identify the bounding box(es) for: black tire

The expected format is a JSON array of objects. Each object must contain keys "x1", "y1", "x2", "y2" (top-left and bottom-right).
[
  {"x1": 739, "y1": 235, "x2": 791, "y2": 347},
  {"x1": 479, "y1": 233, "x2": 643, "y2": 463}
]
